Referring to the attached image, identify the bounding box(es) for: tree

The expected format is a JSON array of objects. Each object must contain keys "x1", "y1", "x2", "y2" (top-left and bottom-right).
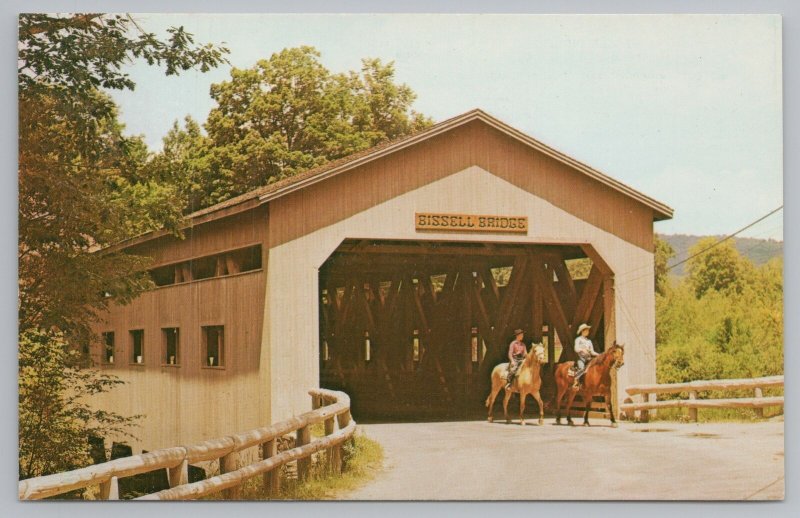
[
  {"x1": 19, "y1": 329, "x2": 140, "y2": 481},
  {"x1": 173, "y1": 46, "x2": 432, "y2": 209},
  {"x1": 18, "y1": 14, "x2": 228, "y2": 480},
  {"x1": 654, "y1": 235, "x2": 675, "y2": 296},
  {"x1": 686, "y1": 238, "x2": 745, "y2": 298}
]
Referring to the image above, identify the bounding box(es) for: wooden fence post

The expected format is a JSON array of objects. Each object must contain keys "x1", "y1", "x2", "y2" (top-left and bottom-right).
[
  {"x1": 688, "y1": 391, "x2": 698, "y2": 422},
  {"x1": 220, "y1": 451, "x2": 240, "y2": 499},
  {"x1": 754, "y1": 387, "x2": 764, "y2": 418},
  {"x1": 261, "y1": 439, "x2": 280, "y2": 495},
  {"x1": 99, "y1": 476, "x2": 119, "y2": 500},
  {"x1": 296, "y1": 426, "x2": 311, "y2": 481},
  {"x1": 640, "y1": 393, "x2": 651, "y2": 423},
  {"x1": 324, "y1": 415, "x2": 341, "y2": 474},
  {"x1": 167, "y1": 459, "x2": 188, "y2": 488}
]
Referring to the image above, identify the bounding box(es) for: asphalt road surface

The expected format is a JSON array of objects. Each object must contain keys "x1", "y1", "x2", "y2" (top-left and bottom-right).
[{"x1": 341, "y1": 419, "x2": 784, "y2": 500}]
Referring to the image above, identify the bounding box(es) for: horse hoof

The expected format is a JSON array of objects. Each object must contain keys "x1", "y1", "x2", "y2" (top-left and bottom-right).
[
  {"x1": 611, "y1": 422, "x2": 618, "y2": 428},
  {"x1": 584, "y1": 422, "x2": 590, "y2": 427},
  {"x1": 488, "y1": 417, "x2": 493, "y2": 423},
  {"x1": 520, "y1": 421, "x2": 526, "y2": 426},
  {"x1": 556, "y1": 419, "x2": 561, "y2": 425},
  {"x1": 538, "y1": 419, "x2": 544, "y2": 426},
  {"x1": 568, "y1": 420, "x2": 574, "y2": 427}
]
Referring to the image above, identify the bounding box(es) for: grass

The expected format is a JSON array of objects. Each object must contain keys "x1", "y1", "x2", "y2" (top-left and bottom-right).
[
  {"x1": 270, "y1": 431, "x2": 384, "y2": 500},
  {"x1": 203, "y1": 427, "x2": 384, "y2": 501},
  {"x1": 649, "y1": 407, "x2": 783, "y2": 423}
]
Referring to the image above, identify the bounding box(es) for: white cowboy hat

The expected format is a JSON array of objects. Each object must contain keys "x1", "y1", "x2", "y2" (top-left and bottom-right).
[{"x1": 576, "y1": 323, "x2": 591, "y2": 335}]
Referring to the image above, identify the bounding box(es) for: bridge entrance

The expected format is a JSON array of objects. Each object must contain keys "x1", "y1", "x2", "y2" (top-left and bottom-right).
[{"x1": 318, "y1": 238, "x2": 614, "y2": 420}]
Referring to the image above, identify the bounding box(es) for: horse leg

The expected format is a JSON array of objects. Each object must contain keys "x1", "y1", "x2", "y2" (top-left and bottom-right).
[
  {"x1": 555, "y1": 386, "x2": 565, "y2": 425},
  {"x1": 519, "y1": 391, "x2": 527, "y2": 426},
  {"x1": 503, "y1": 390, "x2": 513, "y2": 424},
  {"x1": 534, "y1": 392, "x2": 545, "y2": 426},
  {"x1": 486, "y1": 384, "x2": 500, "y2": 423},
  {"x1": 607, "y1": 390, "x2": 618, "y2": 428},
  {"x1": 583, "y1": 390, "x2": 591, "y2": 426},
  {"x1": 564, "y1": 389, "x2": 579, "y2": 426}
]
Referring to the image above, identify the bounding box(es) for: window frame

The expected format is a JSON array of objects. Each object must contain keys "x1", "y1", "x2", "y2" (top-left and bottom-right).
[
  {"x1": 201, "y1": 325, "x2": 226, "y2": 369},
  {"x1": 129, "y1": 329, "x2": 145, "y2": 366},
  {"x1": 161, "y1": 327, "x2": 180, "y2": 367},
  {"x1": 102, "y1": 331, "x2": 115, "y2": 365}
]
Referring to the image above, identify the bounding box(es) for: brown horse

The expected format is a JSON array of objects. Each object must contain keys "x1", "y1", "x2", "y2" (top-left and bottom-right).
[
  {"x1": 486, "y1": 344, "x2": 546, "y2": 425},
  {"x1": 554, "y1": 343, "x2": 625, "y2": 427}
]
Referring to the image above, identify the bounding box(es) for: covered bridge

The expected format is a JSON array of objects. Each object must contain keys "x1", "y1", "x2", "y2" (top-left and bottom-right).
[{"x1": 91, "y1": 109, "x2": 672, "y2": 450}]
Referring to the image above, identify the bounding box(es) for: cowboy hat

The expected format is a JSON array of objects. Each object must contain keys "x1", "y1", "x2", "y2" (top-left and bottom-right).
[
  {"x1": 513, "y1": 328, "x2": 524, "y2": 335},
  {"x1": 576, "y1": 323, "x2": 591, "y2": 335}
]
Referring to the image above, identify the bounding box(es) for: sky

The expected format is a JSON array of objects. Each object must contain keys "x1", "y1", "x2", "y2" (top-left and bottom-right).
[{"x1": 108, "y1": 14, "x2": 784, "y2": 240}]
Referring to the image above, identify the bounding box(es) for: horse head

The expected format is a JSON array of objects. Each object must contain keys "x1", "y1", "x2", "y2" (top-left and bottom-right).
[
  {"x1": 610, "y1": 342, "x2": 625, "y2": 369},
  {"x1": 523, "y1": 343, "x2": 546, "y2": 367},
  {"x1": 531, "y1": 343, "x2": 546, "y2": 364}
]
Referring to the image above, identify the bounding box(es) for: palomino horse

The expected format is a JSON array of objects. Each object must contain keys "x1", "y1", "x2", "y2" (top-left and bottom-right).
[
  {"x1": 486, "y1": 344, "x2": 546, "y2": 425},
  {"x1": 553, "y1": 343, "x2": 625, "y2": 427}
]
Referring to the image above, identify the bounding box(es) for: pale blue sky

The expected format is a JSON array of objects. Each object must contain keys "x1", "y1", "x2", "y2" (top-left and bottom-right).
[{"x1": 108, "y1": 14, "x2": 783, "y2": 240}]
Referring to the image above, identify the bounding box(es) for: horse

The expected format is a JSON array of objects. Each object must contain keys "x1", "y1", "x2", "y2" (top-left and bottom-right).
[
  {"x1": 553, "y1": 343, "x2": 625, "y2": 427},
  {"x1": 485, "y1": 343, "x2": 547, "y2": 425}
]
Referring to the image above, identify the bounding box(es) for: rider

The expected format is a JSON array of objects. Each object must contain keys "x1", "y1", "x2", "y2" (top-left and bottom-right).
[
  {"x1": 506, "y1": 328, "x2": 527, "y2": 389},
  {"x1": 573, "y1": 323, "x2": 599, "y2": 389}
]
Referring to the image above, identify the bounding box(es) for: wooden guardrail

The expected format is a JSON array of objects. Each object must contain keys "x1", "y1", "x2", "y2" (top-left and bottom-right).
[
  {"x1": 18, "y1": 388, "x2": 355, "y2": 501},
  {"x1": 620, "y1": 375, "x2": 784, "y2": 422}
]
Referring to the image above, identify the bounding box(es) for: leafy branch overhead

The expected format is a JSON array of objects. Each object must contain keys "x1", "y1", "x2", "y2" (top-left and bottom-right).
[
  {"x1": 156, "y1": 46, "x2": 433, "y2": 210},
  {"x1": 19, "y1": 14, "x2": 229, "y2": 94}
]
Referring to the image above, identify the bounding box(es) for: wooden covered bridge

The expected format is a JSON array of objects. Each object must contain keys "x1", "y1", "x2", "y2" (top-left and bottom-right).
[{"x1": 90, "y1": 109, "x2": 672, "y2": 451}]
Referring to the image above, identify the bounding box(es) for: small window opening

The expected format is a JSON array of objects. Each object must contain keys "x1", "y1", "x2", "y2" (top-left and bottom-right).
[
  {"x1": 322, "y1": 340, "x2": 330, "y2": 361},
  {"x1": 364, "y1": 331, "x2": 371, "y2": 362},
  {"x1": 412, "y1": 330, "x2": 420, "y2": 362},
  {"x1": 471, "y1": 327, "x2": 479, "y2": 363},
  {"x1": 102, "y1": 332, "x2": 115, "y2": 364},
  {"x1": 130, "y1": 330, "x2": 144, "y2": 364},
  {"x1": 162, "y1": 328, "x2": 179, "y2": 365},
  {"x1": 151, "y1": 265, "x2": 175, "y2": 287},
  {"x1": 203, "y1": 325, "x2": 224, "y2": 367}
]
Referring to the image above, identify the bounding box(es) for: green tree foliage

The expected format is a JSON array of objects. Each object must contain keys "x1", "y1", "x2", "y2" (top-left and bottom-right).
[
  {"x1": 686, "y1": 238, "x2": 749, "y2": 298},
  {"x1": 18, "y1": 330, "x2": 140, "y2": 481},
  {"x1": 654, "y1": 235, "x2": 675, "y2": 296},
  {"x1": 657, "y1": 240, "x2": 783, "y2": 388},
  {"x1": 158, "y1": 46, "x2": 432, "y2": 210},
  {"x1": 18, "y1": 13, "x2": 227, "y2": 480}
]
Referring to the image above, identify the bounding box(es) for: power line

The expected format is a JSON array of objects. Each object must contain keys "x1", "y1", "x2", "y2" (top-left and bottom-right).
[
  {"x1": 666, "y1": 205, "x2": 783, "y2": 272},
  {"x1": 616, "y1": 220, "x2": 784, "y2": 290},
  {"x1": 615, "y1": 204, "x2": 783, "y2": 283}
]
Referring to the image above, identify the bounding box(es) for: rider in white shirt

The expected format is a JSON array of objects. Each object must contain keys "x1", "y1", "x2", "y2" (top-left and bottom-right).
[{"x1": 573, "y1": 323, "x2": 599, "y2": 388}]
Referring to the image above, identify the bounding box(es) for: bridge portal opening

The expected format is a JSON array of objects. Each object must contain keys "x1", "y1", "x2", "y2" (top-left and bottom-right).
[{"x1": 318, "y1": 238, "x2": 614, "y2": 421}]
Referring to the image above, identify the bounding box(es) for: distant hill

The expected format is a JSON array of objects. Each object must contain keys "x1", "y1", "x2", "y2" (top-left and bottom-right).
[{"x1": 658, "y1": 233, "x2": 783, "y2": 276}]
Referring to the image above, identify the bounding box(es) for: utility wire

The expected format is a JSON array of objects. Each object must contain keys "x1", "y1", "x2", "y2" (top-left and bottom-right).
[{"x1": 665, "y1": 205, "x2": 783, "y2": 272}]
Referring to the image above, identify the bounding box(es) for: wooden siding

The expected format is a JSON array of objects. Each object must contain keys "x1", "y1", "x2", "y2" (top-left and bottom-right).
[
  {"x1": 90, "y1": 270, "x2": 267, "y2": 451},
  {"x1": 269, "y1": 120, "x2": 654, "y2": 251},
  {"x1": 128, "y1": 205, "x2": 268, "y2": 268},
  {"x1": 88, "y1": 205, "x2": 269, "y2": 451}
]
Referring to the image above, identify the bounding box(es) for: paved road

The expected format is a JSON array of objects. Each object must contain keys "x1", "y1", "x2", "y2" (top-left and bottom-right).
[{"x1": 341, "y1": 419, "x2": 784, "y2": 500}]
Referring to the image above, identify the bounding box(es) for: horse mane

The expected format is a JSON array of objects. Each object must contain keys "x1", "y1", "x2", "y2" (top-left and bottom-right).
[{"x1": 587, "y1": 344, "x2": 620, "y2": 368}]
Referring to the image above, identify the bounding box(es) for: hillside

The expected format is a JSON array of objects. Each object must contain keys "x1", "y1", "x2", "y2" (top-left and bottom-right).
[{"x1": 658, "y1": 233, "x2": 783, "y2": 276}]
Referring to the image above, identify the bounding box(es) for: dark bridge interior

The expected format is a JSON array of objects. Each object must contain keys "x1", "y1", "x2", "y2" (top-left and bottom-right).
[{"x1": 318, "y1": 238, "x2": 612, "y2": 420}]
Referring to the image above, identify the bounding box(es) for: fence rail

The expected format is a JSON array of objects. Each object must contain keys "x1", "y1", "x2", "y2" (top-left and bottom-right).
[
  {"x1": 19, "y1": 388, "x2": 355, "y2": 501},
  {"x1": 620, "y1": 375, "x2": 784, "y2": 422}
]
